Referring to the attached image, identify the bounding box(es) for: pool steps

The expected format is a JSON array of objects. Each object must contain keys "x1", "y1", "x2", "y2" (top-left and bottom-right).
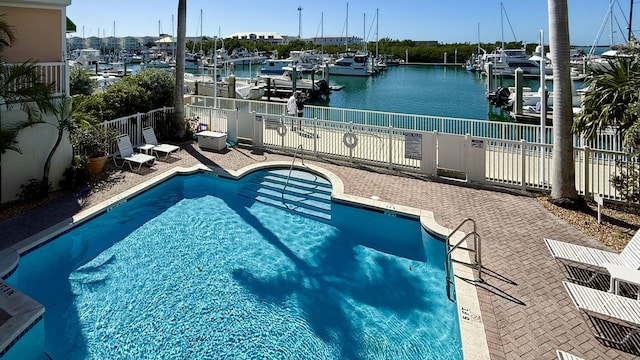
[{"x1": 238, "y1": 169, "x2": 332, "y2": 220}]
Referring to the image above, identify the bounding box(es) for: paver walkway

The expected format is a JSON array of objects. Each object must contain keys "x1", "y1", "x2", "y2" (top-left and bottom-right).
[{"x1": 0, "y1": 141, "x2": 636, "y2": 360}]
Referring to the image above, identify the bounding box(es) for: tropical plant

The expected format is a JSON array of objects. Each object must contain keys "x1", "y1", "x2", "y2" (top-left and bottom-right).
[
  {"x1": 573, "y1": 58, "x2": 640, "y2": 153},
  {"x1": 574, "y1": 58, "x2": 640, "y2": 203},
  {"x1": 69, "y1": 66, "x2": 95, "y2": 95},
  {"x1": 37, "y1": 96, "x2": 74, "y2": 196},
  {"x1": 129, "y1": 68, "x2": 174, "y2": 109},
  {"x1": 548, "y1": 0, "x2": 579, "y2": 205},
  {"x1": 71, "y1": 124, "x2": 118, "y2": 158}
]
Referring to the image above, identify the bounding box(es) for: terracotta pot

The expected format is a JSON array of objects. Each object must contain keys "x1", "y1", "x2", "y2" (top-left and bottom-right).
[{"x1": 87, "y1": 155, "x2": 108, "y2": 175}]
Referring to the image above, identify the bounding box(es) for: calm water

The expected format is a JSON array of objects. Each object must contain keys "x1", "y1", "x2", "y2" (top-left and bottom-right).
[
  {"x1": 5, "y1": 172, "x2": 462, "y2": 360},
  {"x1": 222, "y1": 64, "x2": 553, "y2": 121},
  {"x1": 128, "y1": 62, "x2": 557, "y2": 121}
]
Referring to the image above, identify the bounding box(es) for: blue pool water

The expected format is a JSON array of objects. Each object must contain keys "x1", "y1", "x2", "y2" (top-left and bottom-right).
[{"x1": 5, "y1": 171, "x2": 462, "y2": 360}]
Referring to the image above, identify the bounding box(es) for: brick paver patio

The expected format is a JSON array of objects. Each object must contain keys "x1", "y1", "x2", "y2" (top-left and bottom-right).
[{"x1": 0, "y1": 141, "x2": 637, "y2": 360}]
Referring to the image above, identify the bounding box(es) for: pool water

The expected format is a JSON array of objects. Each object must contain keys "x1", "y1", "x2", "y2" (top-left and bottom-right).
[{"x1": 5, "y1": 171, "x2": 462, "y2": 359}]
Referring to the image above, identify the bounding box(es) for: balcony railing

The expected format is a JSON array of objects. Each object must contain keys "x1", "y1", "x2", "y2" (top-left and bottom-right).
[{"x1": 2, "y1": 61, "x2": 68, "y2": 98}]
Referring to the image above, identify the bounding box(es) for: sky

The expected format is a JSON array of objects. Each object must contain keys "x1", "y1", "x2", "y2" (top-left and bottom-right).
[{"x1": 66, "y1": 0, "x2": 636, "y2": 47}]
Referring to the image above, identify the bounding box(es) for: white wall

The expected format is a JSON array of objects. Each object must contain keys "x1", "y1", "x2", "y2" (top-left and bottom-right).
[{"x1": 1, "y1": 107, "x2": 72, "y2": 203}]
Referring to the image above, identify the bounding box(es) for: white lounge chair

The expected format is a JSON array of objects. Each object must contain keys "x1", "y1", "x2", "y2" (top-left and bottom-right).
[
  {"x1": 113, "y1": 134, "x2": 156, "y2": 172},
  {"x1": 563, "y1": 281, "x2": 640, "y2": 351},
  {"x1": 545, "y1": 229, "x2": 640, "y2": 275},
  {"x1": 556, "y1": 349, "x2": 585, "y2": 360},
  {"x1": 142, "y1": 126, "x2": 180, "y2": 159}
]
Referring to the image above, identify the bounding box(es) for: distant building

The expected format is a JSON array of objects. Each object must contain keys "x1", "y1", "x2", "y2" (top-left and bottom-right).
[
  {"x1": 226, "y1": 32, "x2": 285, "y2": 45},
  {"x1": 309, "y1": 36, "x2": 363, "y2": 46}
]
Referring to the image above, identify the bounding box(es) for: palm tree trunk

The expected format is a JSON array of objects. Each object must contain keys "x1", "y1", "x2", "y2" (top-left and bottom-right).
[
  {"x1": 173, "y1": 0, "x2": 186, "y2": 139},
  {"x1": 548, "y1": 0, "x2": 578, "y2": 203}
]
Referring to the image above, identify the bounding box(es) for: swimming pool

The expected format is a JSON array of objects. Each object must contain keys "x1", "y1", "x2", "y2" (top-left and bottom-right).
[{"x1": 3, "y1": 168, "x2": 463, "y2": 359}]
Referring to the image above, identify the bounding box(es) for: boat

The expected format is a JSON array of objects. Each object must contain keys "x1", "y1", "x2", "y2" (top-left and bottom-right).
[
  {"x1": 259, "y1": 66, "x2": 330, "y2": 99},
  {"x1": 68, "y1": 48, "x2": 101, "y2": 69},
  {"x1": 328, "y1": 51, "x2": 373, "y2": 76},
  {"x1": 90, "y1": 73, "x2": 120, "y2": 92},
  {"x1": 260, "y1": 58, "x2": 292, "y2": 74},
  {"x1": 184, "y1": 73, "x2": 265, "y2": 100},
  {"x1": 480, "y1": 47, "x2": 551, "y2": 77}
]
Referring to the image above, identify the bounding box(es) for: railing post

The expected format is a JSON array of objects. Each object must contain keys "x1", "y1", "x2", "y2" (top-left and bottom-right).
[
  {"x1": 521, "y1": 139, "x2": 527, "y2": 190},
  {"x1": 313, "y1": 118, "x2": 318, "y2": 154},
  {"x1": 136, "y1": 113, "x2": 143, "y2": 144},
  {"x1": 584, "y1": 146, "x2": 591, "y2": 199},
  {"x1": 388, "y1": 126, "x2": 393, "y2": 169},
  {"x1": 209, "y1": 106, "x2": 214, "y2": 130}
]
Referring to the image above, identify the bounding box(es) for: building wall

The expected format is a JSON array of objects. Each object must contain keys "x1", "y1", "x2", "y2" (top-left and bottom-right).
[
  {"x1": 1, "y1": 107, "x2": 72, "y2": 203},
  {"x1": 0, "y1": 6, "x2": 64, "y2": 62},
  {"x1": 1, "y1": 1, "x2": 72, "y2": 203}
]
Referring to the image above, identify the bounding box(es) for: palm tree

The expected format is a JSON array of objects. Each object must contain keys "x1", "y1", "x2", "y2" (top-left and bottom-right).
[
  {"x1": 548, "y1": 0, "x2": 579, "y2": 204},
  {"x1": 40, "y1": 96, "x2": 75, "y2": 194},
  {"x1": 573, "y1": 58, "x2": 640, "y2": 153},
  {"x1": 172, "y1": 0, "x2": 186, "y2": 139}
]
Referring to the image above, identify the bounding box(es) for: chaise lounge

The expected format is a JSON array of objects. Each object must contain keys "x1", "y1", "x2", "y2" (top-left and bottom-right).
[
  {"x1": 142, "y1": 126, "x2": 180, "y2": 160},
  {"x1": 113, "y1": 134, "x2": 156, "y2": 172},
  {"x1": 544, "y1": 229, "x2": 640, "y2": 286},
  {"x1": 563, "y1": 281, "x2": 640, "y2": 354}
]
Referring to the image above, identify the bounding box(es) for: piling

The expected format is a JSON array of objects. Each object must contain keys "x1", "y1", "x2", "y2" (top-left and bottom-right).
[{"x1": 514, "y1": 68, "x2": 523, "y2": 115}]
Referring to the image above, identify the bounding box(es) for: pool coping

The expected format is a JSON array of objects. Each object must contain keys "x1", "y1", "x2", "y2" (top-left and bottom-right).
[{"x1": 0, "y1": 162, "x2": 490, "y2": 360}]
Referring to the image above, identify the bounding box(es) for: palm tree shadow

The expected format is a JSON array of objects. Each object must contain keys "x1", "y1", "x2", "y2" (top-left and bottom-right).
[{"x1": 229, "y1": 203, "x2": 440, "y2": 359}]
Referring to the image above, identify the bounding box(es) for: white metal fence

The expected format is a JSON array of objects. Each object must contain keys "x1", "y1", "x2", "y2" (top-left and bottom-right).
[
  {"x1": 189, "y1": 95, "x2": 625, "y2": 152},
  {"x1": 182, "y1": 102, "x2": 638, "y2": 203}
]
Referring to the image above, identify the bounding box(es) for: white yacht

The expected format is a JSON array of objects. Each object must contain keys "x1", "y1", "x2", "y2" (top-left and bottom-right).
[
  {"x1": 259, "y1": 66, "x2": 330, "y2": 98},
  {"x1": 481, "y1": 48, "x2": 550, "y2": 77},
  {"x1": 328, "y1": 51, "x2": 372, "y2": 76}
]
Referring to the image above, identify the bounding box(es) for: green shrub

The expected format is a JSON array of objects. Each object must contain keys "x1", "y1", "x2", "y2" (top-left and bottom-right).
[
  {"x1": 69, "y1": 66, "x2": 96, "y2": 96},
  {"x1": 60, "y1": 155, "x2": 91, "y2": 190},
  {"x1": 17, "y1": 179, "x2": 51, "y2": 202}
]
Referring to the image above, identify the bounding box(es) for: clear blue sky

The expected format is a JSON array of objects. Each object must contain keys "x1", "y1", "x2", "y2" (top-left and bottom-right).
[{"x1": 66, "y1": 0, "x2": 636, "y2": 47}]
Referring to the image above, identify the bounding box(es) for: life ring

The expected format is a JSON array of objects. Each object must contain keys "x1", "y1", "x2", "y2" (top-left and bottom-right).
[
  {"x1": 343, "y1": 132, "x2": 358, "y2": 149},
  {"x1": 276, "y1": 124, "x2": 287, "y2": 137}
]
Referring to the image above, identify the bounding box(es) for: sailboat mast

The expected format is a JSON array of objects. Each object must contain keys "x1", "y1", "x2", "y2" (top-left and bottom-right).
[
  {"x1": 346, "y1": 2, "x2": 349, "y2": 50},
  {"x1": 321, "y1": 12, "x2": 324, "y2": 53},
  {"x1": 500, "y1": 2, "x2": 504, "y2": 48},
  {"x1": 629, "y1": 0, "x2": 634, "y2": 42},
  {"x1": 298, "y1": 6, "x2": 303, "y2": 39},
  {"x1": 363, "y1": 13, "x2": 366, "y2": 53},
  {"x1": 375, "y1": 8, "x2": 379, "y2": 59}
]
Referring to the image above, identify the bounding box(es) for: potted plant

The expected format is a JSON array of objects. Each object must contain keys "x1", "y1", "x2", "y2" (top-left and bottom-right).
[{"x1": 72, "y1": 124, "x2": 119, "y2": 175}]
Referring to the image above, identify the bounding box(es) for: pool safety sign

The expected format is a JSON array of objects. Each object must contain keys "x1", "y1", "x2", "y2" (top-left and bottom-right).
[
  {"x1": 264, "y1": 116, "x2": 280, "y2": 130},
  {"x1": 460, "y1": 306, "x2": 482, "y2": 323},
  {"x1": 405, "y1": 132, "x2": 422, "y2": 160}
]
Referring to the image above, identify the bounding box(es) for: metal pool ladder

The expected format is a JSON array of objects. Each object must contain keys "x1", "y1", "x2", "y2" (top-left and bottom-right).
[
  {"x1": 445, "y1": 218, "x2": 483, "y2": 302},
  {"x1": 281, "y1": 144, "x2": 305, "y2": 208}
]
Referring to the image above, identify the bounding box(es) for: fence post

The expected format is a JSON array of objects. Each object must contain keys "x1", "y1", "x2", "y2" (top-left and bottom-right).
[
  {"x1": 583, "y1": 146, "x2": 591, "y2": 200},
  {"x1": 388, "y1": 126, "x2": 393, "y2": 169},
  {"x1": 137, "y1": 113, "x2": 143, "y2": 144},
  {"x1": 313, "y1": 118, "x2": 318, "y2": 154},
  {"x1": 521, "y1": 139, "x2": 527, "y2": 190}
]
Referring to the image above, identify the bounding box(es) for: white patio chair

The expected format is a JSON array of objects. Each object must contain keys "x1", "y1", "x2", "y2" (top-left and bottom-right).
[
  {"x1": 142, "y1": 126, "x2": 180, "y2": 160},
  {"x1": 563, "y1": 281, "x2": 640, "y2": 350},
  {"x1": 545, "y1": 229, "x2": 640, "y2": 274},
  {"x1": 556, "y1": 349, "x2": 585, "y2": 360},
  {"x1": 113, "y1": 134, "x2": 156, "y2": 172}
]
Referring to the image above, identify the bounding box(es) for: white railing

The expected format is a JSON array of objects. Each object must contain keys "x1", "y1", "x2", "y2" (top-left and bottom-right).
[
  {"x1": 101, "y1": 107, "x2": 174, "y2": 155},
  {"x1": 3, "y1": 62, "x2": 68, "y2": 97},
  {"x1": 36, "y1": 62, "x2": 68, "y2": 95},
  {"x1": 190, "y1": 95, "x2": 624, "y2": 152},
  {"x1": 183, "y1": 104, "x2": 638, "y2": 203}
]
